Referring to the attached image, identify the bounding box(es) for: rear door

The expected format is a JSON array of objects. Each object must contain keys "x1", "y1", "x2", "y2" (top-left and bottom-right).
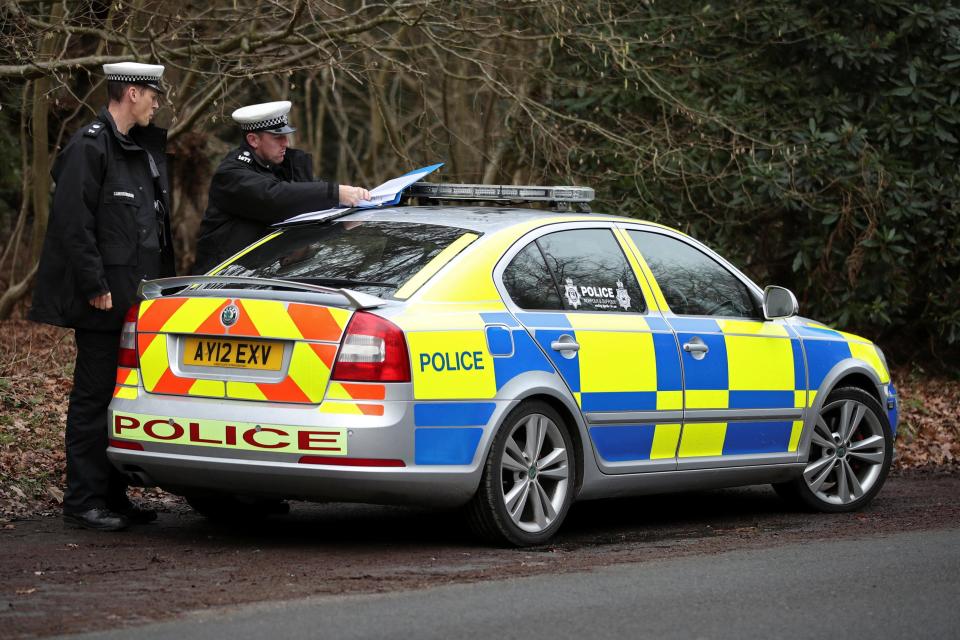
[
  {"x1": 624, "y1": 228, "x2": 806, "y2": 469},
  {"x1": 498, "y1": 224, "x2": 684, "y2": 473}
]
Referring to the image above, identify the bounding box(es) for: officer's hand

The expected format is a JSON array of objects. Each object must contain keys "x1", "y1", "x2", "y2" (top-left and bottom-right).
[
  {"x1": 339, "y1": 185, "x2": 371, "y2": 207},
  {"x1": 89, "y1": 292, "x2": 113, "y2": 310}
]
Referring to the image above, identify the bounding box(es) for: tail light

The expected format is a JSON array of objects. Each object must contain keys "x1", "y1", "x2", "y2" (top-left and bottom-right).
[
  {"x1": 332, "y1": 311, "x2": 410, "y2": 382},
  {"x1": 109, "y1": 439, "x2": 144, "y2": 451},
  {"x1": 118, "y1": 303, "x2": 140, "y2": 368},
  {"x1": 299, "y1": 456, "x2": 405, "y2": 467}
]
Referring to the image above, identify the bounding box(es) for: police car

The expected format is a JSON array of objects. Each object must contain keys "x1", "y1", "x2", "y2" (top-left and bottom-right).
[{"x1": 107, "y1": 184, "x2": 897, "y2": 546}]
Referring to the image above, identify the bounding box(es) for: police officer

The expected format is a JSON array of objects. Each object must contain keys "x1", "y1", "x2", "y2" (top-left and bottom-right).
[
  {"x1": 193, "y1": 100, "x2": 370, "y2": 274},
  {"x1": 30, "y1": 62, "x2": 175, "y2": 531}
]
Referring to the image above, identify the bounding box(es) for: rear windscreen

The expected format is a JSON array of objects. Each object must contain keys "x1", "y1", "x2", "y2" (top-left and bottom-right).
[{"x1": 215, "y1": 221, "x2": 476, "y2": 298}]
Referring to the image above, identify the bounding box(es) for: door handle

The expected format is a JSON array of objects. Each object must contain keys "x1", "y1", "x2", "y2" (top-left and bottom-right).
[
  {"x1": 550, "y1": 334, "x2": 580, "y2": 359},
  {"x1": 683, "y1": 337, "x2": 709, "y2": 360}
]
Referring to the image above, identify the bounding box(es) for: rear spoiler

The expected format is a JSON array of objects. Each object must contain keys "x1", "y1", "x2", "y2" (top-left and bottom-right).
[{"x1": 137, "y1": 276, "x2": 387, "y2": 310}]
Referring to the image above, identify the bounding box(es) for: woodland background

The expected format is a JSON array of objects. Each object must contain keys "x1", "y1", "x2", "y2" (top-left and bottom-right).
[{"x1": 0, "y1": 1, "x2": 958, "y2": 514}]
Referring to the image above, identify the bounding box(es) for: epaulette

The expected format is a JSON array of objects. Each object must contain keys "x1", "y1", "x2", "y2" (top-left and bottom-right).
[
  {"x1": 234, "y1": 149, "x2": 254, "y2": 165},
  {"x1": 82, "y1": 121, "x2": 107, "y2": 138}
]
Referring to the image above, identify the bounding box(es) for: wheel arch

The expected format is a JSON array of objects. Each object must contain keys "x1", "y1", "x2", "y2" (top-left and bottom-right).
[
  {"x1": 831, "y1": 372, "x2": 883, "y2": 404},
  {"x1": 487, "y1": 384, "x2": 588, "y2": 498},
  {"x1": 797, "y1": 359, "x2": 883, "y2": 460},
  {"x1": 519, "y1": 392, "x2": 586, "y2": 496}
]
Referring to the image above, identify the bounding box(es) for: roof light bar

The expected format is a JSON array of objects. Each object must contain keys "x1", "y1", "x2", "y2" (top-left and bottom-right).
[{"x1": 407, "y1": 182, "x2": 594, "y2": 212}]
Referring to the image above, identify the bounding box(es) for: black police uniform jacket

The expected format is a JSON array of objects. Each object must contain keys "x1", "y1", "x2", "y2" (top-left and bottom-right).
[
  {"x1": 29, "y1": 108, "x2": 175, "y2": 331},
  {"x1": 192, "y1": 142, "x2": 338, "y2": 274}
]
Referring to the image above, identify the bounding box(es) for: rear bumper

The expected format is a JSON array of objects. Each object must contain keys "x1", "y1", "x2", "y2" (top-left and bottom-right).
[
  {"x1": 106, "y1": 390, "x2": 500, "y2": 507},
  {"x1": 108, "y1": 448, "x2": 480, "y2": 507}
]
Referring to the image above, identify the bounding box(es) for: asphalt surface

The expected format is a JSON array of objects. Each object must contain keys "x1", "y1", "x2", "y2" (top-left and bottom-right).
[
  {"x1": 3, "y1": 472, "x2": 959, "y2": 638},
  {"x1": 66, "y1": 527, "x2": 960, "y2": 640}
]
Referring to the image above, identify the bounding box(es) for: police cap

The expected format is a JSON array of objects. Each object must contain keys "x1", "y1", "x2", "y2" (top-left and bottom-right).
[
  {"x1": 232, "y1": 101, "x2": 296, "y2": 135},
  {"x1": 102, "y1": 62, "x2": 165, "y2": 93}
]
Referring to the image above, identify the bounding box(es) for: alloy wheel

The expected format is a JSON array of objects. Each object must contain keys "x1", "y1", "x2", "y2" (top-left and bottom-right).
[
  {"x1": 498, "y1": 412, "x2": 570, "y2": 533},
  {"x1": 803, "y1": 398, "x2": 886, "y2": 505}
]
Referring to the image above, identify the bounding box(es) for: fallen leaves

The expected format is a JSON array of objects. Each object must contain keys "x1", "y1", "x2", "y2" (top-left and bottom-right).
[
  {"x1": 1, "y1": 320, "x2": 73, "y2": 519},
  {"x1": 46, "y1": 485, "x2": 63, "y2": 504},
  {"x1": 893, "y1": 368, "x2": 960, "y2": 470}
]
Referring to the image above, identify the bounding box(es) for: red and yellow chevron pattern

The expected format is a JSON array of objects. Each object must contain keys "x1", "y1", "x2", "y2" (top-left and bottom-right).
[
  {"x1": 113, "y1": 366, "x2": 139, "y2": 400},
  {"x1": 135, "y1": 297, "x2": 350, "y2": 404},
  {"x1": 321, "y1": 382, "x2": 387, "y2": 416}
]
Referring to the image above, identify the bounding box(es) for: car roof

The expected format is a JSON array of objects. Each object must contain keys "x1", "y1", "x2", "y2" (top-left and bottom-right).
[{"x1": 327, "y1": 205, "x2": 662, "y2": 234}]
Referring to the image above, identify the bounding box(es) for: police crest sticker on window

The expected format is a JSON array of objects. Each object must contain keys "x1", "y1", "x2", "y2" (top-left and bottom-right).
[
  {"x1": 564, "y1": 278, "x2": 581, "y2": 309},
  {"x1": 616, "y1": 280, "x2": 632, "y2": 310}
]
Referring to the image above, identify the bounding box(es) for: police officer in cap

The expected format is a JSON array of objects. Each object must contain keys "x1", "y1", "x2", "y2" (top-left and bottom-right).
[
  {"x1": 193, "y1": 100, "x2": 370, "y2": 274},
  {"x1": 30, "y1": 62, "x2": 175, "y2": 531}
]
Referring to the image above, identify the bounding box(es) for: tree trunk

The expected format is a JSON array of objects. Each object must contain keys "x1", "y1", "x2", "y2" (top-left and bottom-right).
[
  {"x1": 27, "y1": 1, "x2": 65, "y2": 265},
  {"x1": 29, "y1": 77, "x2": 51, "y2": 265}
]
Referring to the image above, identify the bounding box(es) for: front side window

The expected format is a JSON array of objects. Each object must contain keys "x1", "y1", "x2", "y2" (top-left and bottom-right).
[
  {"x1": 504, "y1": 228, "x2": 646, "y2": 313},
  {"x1": 217, "y1": 221, "x2": 474, "y2": 298},
  {"x1": 628, "y1": 230, "x2": 758, "y2": 318}
]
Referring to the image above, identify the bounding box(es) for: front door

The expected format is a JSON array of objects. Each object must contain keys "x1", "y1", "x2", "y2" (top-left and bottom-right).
[{"x1": 625, "y1": 228, "x2": 806, "y2": 469}]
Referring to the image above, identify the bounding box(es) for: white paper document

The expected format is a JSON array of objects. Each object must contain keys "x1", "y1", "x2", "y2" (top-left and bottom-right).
[{"x1": 278, "y1": 162, "x2": 444, "y2": 225}]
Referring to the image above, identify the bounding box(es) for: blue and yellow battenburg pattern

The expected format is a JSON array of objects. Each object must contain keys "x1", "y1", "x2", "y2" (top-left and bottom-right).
[
  {"x1": 667, "y1": 317, "x2": 803, "y2": 458},
  {"x1": 395, "y1": 219, "x2": 890, "y2": 466},
  {"x1": 514, "y1": 311, "x2": 685, "y2": 463},
  {"x1": 795, "y1": 321, "x2": 897, "y2": 434},
  {"x1": 412, "y1": 402, "x2": 493, "y2": 465},
  {"x1": 402, "y1": 304, "x2": 891, "y2": 466},
  {"x1": 399, "y1": 303, "x2": 505, "y2": 465}
]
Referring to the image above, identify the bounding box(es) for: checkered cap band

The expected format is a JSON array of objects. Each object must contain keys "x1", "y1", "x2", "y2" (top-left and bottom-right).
[
  {"x1": 239, "y1": 115, "x2": 289, "y2": 131},
  {"x1": 106, "y1": 74, "x2": 162, "y2": 83}
]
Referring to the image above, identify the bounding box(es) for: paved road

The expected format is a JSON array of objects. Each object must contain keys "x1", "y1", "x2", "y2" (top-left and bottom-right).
[
  {"x1": 69, "y1": 527, "x2": 960, "y2": 640},
  {"x1": 5, "y1": 474, "x2": 958, "y2": 638}
]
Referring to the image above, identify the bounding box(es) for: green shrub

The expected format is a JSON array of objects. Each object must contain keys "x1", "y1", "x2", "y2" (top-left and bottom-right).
[{"x1": 541, "y1": 0, "x2": 960, "y2": 364}]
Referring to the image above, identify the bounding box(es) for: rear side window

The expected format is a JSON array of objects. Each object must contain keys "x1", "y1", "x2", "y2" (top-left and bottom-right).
[
  {"x1": 503, "y1": 243, "x2": 565, "y2": 310},
  {"x1": 502, "y1": 228, "x2": 646, "y2": 313},
  {"x1": 217, "y1": 221, "x2": 475, "y2": 298},
  {"x1": 628, "y1": 230, "x2": 758, "y2": 318},
  {"x1": 538, "y1": 229, "x2": 645, "y2": 313}
]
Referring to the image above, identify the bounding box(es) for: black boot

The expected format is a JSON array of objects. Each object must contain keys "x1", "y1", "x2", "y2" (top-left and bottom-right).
[
  {"x1": 63, "y1": 508, "x2": 129, "y2": 531},
  {"x1": 108, "y1": 501, "x2": 158, "y2": 524}
]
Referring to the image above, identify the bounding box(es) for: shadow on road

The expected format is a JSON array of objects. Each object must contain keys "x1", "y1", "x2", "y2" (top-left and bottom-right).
[{"x1": 152, "y1": 483, "x2": 795, "y2": 552}]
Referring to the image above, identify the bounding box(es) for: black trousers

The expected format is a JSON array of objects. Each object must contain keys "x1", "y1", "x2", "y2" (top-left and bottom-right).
[{"x1": 64, "y1": 329, "x2": 128, "y2": 513}]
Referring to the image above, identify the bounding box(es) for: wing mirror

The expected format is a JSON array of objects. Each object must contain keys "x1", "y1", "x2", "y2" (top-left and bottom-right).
[{"x1": 763, "y1": 286, "x2": 798, "y2": 320}]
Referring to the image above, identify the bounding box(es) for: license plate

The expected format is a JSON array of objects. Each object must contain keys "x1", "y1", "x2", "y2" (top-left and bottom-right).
[{"x1": 182, "y1": 337, "x2": 283, "y2": 370}]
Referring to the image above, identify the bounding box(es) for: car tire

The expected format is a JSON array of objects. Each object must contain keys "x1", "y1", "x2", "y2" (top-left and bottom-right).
[
  {"x1": 185, "y1": 493, "x2": 289, "y2": 522},
  {"x1": 774, "y1": 386, "x2": 893, "y2": 513},
  {"x1": 466, "y1": 400, "x2": 576, "y2": 547}
]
